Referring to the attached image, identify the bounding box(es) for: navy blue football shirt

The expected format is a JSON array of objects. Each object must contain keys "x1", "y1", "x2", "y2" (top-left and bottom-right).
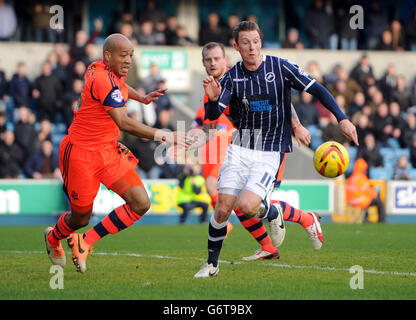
[{"x1": 209, "y1": 54, "x2": 316, "y2": 152}]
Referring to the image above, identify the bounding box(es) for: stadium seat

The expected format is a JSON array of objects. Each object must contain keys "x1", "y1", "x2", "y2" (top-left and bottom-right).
[
  {"x1": 6, "y1": 122, "x2": 14, "y2": 131},
  {"x1": 369, "y1": 167, "x2": 393, "y2": 180},
  {"x1": 380, "y1": 147, "x2": 395, "y2": 168},
  {"x1": 307, "y1": 125, "x2": 323, "y2": 150},
  {"x1": 411, "y1": 169, "x2": 416, "y2": 180},
  {"x1": 345, "y1": 146, "x2": 357, "y2": 176},
  {"x1": 387, "y1": 138, "x2": 400, "y2": 149},
  {"x1": 395, "y1": 148, "x2": 410, "y2": 160}
]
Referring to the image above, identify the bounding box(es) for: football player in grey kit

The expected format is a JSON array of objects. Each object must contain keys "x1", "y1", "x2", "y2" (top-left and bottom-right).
[{"x1": 194, "y1": 21, "x2": 358, "y2": 278}]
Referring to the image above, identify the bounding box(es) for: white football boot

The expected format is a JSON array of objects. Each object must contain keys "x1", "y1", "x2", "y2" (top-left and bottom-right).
[
  {"x1": 44, "y1": 227, "x2": 66, "y2": 267},
  {"x1": 194, "y1": 262, "x2": 219, "y2": 278},
  {"x1": 242, "y1": 248, "x2": 280, "y2": 261},
  {"x1": 267, "y1": 201, "x2": 286, "y2": 247},
  {"x1": 305, "y1": 212, "x2": 324, "y2": 250}
]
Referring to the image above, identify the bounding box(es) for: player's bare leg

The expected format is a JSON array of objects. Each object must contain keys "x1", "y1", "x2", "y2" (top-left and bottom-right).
[
  {"x1": 238, "y1": 189, "x2": 286, "y2": 251},
  {"x1": 70, "y1": 170, "x2": 149, "y2": 273}
]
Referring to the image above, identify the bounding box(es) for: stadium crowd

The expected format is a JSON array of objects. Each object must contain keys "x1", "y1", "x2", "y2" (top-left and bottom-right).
[
  {"x1": 0, "y1": 0, "x2": 416, "y2": 181},
  {"x1": 1, "y1": 0, "x2": 416, "y2": 51}
]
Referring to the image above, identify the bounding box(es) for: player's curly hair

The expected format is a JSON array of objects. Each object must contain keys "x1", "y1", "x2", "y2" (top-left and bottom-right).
[{"x1": 232, "y1": 21, "x2": 264, "y2": 44}]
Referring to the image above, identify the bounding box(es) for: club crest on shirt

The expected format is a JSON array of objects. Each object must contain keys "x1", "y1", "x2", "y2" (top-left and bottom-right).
[
  {"x1": 111, "y1": 89, "x2": 123, "y2": 103},
  {"x1": 265, "y1": 72, "x2": 275, "y2": 82}
]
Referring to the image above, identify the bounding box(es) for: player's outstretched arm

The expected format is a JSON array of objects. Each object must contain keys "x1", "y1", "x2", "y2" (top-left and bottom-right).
[
  {"x1": 108, "y1": 107, "x2": 188, "y2": 147},
  {"x1": 306, "y1": 81, "x2": 359, "y2": 146},
  {"x1": 127, "y1": 84, "x2": 167, "y2": 105}
]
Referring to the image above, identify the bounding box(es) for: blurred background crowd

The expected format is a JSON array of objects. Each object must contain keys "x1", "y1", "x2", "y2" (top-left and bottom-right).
[{"x1": 0, "y1": 0, "x2": 416, "y2": 182}]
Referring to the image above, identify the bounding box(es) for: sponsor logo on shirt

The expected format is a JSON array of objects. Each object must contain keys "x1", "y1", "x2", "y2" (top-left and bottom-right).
[{"x1": 111, "y1": 89, "x2": 123, "y2": 103}]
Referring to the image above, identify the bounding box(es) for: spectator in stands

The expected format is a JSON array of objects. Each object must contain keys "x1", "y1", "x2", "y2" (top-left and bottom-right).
[
  {"x1": 126, "y1": 85, "x2": 157, "y2": 126},
  {"x1": 14, "y1": 106, "x2": 37, "y2": 159},
  {"x1": 0, "y1": 67, "x2": 7, "y2": 100},
  {"x1": 53, "y1": 52, "x2": 72, "y2": 91},
  {"x1": 175, "y1": 25, "x2": 195, "y2": 46},
  {"x1": 165, "y1": 15, "x2": 179, "y2": 45},
  {"x1": 119, "y1": 23, "x2": 140, "y2": 87},
  {"x1": 32, "y1": 61, "x2": 63, "y2": 122},
  {"x1": 334, "y1": 67, "x2": 362, "y2": 105},
  {"x1": 357, "y1": 132, "x2": 383, "y2": 170},
  {"x1": 406, "y1": 9, "x2": 416, "y2": 51},
  {"x1": 353, "y1": 112, "x2": 372, "y2": 146},
  {"x1": 199, "y1": 12, "x2": 227, "y2": 46},
  {"x1": 390, "y1": 20, "x2": 406, "y2": 51},
  {"x1": 348, "y1": 92, "x2": 366, "y2": 118},
  {"x1": 154, "y1": 21, "x2": 167, "y2": 45},
  {"x1": 306, "y1": 61, "x2": 324, "y2": 84},
  {"x1": 322, "y1": 110, "x2": 349, "y2": 146},
  {"x1": 9, "y1": 62, "x2": 32, "y2": 108},
  {"x1": 246, "y1": 14, "x2": 258, "y2": 23},
  {"x1": 393, "y1": 155, "x2": 411, "y2": 180},
  {"x1": 119, "y1": 106, "x2": 160, "y2": 179},
  {"x1": 392, "y1": 75, "x2": 412, "y2": 113},
  {"x1": 376, "y1": 30, "x2": 394, "y2": 51},
  {"x1": 224, "y1": 14, "x2": 239, "y2": 47},
  {"x1": 410, "y1": 134, "x2": 416, "y2": 168},
  {"x1": 377, "y1": 63, "x2": 397, "y2": 103},
  {"x1": 82, "y1": 43, "x2": 98, "y2": 68},
  {"x1": 119, "y1": 21, "x2": 138, "y2": 45},
  {"x1": 305, "y1": 0, "x2": 335, "y2": 49},
  {"x1": 282, "y1": 28, "x2": 304, "y2": 49},
  {"x1": 324, "y1": 64, "x2": 342, "y2": 88},
  {"x1": 0, "y1": 0, "x2": 17, "y2": 41},
  {"x1": 372, "y1": 102, "x2": 393, "y2": 146},
  {"x1": 177, "y1": 163, "x2": 208, "y2": 224},
  {"x1": 32, "y1": 3, "x2": 52, "y2": 42},
  {"x1": 293, "y1": 91, "x2": 320, "y2": 127},
  {"x1": 366, "y1": 1, "x2": 388, "y2": 50},
  {"x1": 138, "y1": 0, "x2": 166, "y2": 25},
  {"x1": 335, "y1": 2, "x2": 359, "y2": 50},
  {"x1": 403, "y1": 112, "x2": 416, "y2": 148},
  {"x1": 346, "y1": 158, "x2": 386, "y2": 223},
  {"x1": 47, "y1": 51, "x2": 59, "y2": 71},
  {"x1": 350, "y1": 54, "x2": 375, "y2": 89},
  {"x1": 143, "y1": 63, "x2": 163, "y2": 93},
  {"x1": 0, "y1": 109, "x2": 6, "y2": 135},
  {"x1": 37, "y1": 118, "x2": 52, "y2": 147},
  {"x1": 24, "y1": 139, "x2": 59, "y2": 179},
  {"x1": 369, "y1": 89, "x2": 384, "y2": 114},
  {"x1": 389, "y1": 101, "x2": 407, "y2": 147},
  {"x1": 69, "y1": 18, "x2": 102, "y2": 62},
  {"x1": 62, "y1": 79, "x2": 82, "y2": 128},
  {"x1": 138, "y1": 20, "x2": 158, "y2": 45},
  {"x1": 0, "y1": 130, "x2": 24, "y2": 178},
  {"x1": 69, "y1": 60, "x2": 86, "y2": 84},
  {"x1": 154, "y1": 79, "x2": 174, "y2": 129}
]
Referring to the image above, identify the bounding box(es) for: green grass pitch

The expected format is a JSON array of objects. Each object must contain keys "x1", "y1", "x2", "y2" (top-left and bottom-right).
[{"x1": 0, "y1": 223, "x2": 415, "y2": 300}]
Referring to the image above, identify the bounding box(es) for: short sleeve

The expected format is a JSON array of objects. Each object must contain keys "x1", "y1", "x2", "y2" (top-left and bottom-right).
[
  {"x1": 92, "y1": 74, "x2": 126, "y2": 109},
  {"x1": 281, "y1": 59, "x2": 316, "y2": 92}
]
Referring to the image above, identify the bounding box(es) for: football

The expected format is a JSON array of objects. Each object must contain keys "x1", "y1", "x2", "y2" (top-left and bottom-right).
[{"x1": 313, "y1": 141, "x2": 349, "y2": 178}]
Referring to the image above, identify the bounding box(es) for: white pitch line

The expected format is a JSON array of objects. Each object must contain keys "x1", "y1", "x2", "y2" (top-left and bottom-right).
[{"x1": 2, "y1": 250, "x2": 416, "y2": 277}]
